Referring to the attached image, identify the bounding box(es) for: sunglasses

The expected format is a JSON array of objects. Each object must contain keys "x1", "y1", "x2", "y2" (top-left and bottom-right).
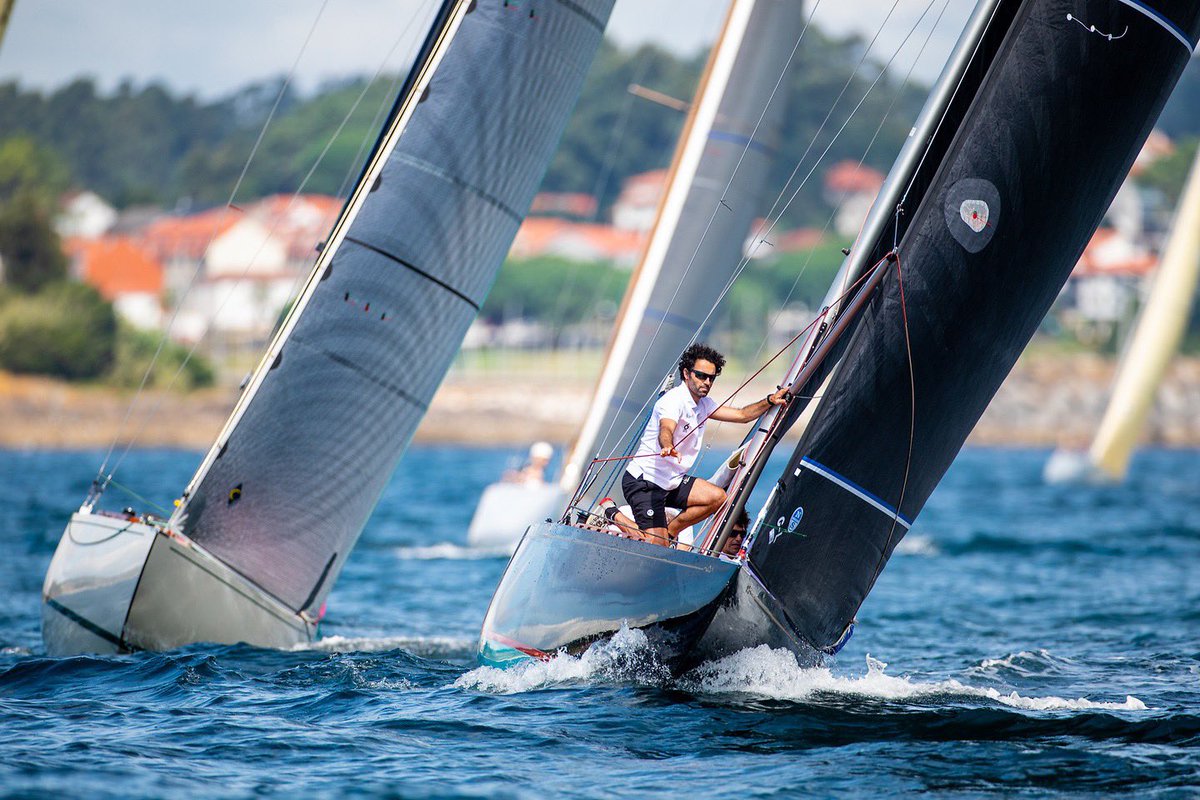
[{"x1": 689, "y1": 368, "x2": 718, "y2": 382}]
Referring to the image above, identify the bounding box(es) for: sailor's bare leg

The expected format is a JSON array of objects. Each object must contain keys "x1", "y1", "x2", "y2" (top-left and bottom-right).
[
  {"x1": 667, "y1": 478, "x2": 726, "y2": 536},
  {"x1": 639, "y1": 526, "x2": 672, "y2": 546}
]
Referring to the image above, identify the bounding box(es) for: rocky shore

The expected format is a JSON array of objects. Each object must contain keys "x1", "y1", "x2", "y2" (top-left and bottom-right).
[{"x1": 2, "y1": 353, "x2": 1199, "y2": 450}]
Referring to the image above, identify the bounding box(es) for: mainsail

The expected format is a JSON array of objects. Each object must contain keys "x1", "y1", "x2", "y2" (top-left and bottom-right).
[
  {"x1": 744, "y1": 0, "x2": 1200, "y2": 651},
  {"x1": 170, "y1": 0, "x2": 615, "y2": 612},
  {"x1": 559, "y1": 0, "x2": 802, "y2": 491}
]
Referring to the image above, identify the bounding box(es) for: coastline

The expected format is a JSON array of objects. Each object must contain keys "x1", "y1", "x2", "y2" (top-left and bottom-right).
[{"x1": 3, "y1": 353, "x2": 1200, "y2": 450}]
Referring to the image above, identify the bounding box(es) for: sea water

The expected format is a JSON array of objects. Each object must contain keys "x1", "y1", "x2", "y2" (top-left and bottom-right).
[{"x1": 1, "y1": 447, "x2": 1197, "y2": 797}]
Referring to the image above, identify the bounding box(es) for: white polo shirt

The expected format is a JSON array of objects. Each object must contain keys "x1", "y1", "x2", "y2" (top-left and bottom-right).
[{"x1": 626, "y1": 383, "x2": 718, "y2": 490}]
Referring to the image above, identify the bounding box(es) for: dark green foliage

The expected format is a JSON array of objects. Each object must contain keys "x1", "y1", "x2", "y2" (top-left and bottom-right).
[
  {"x1": 0, "y1": 189, "x2": 68, "y2": 292},
  {"x1": 481, "y1": 256, "x2": 630, "y2": 330},
  {"x1": 1135, "y1": 136, "x2": 1199, "y2": 207},
  {"x1": 0, "y1": 281, "x2": 116, "y2": 379},
  {"x1": 108, "y1": 324, "x2": 214, "y2": 390}
]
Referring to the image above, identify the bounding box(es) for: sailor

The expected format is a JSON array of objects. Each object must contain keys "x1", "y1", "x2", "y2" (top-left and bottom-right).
[
  {"x1": 718, "y1": 508, "x2": 750, "y2": 562},
  {"x1": 505, "y1": 441, "x2": 554, "y2": 486},
  {"x1": 622, "y1": 343, "x2": 787, "y2": 546}
]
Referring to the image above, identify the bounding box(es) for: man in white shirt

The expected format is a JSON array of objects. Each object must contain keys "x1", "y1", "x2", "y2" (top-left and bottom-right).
[{"x1": 622, "y1": 343, "x2": 787, "y2": 546}]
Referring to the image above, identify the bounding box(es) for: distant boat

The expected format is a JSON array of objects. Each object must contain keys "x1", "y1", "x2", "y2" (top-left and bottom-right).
[
  {"x1": 466, "y1": 0, "x2": 803, "y2": 548},
  {"x1": 41, "y1": 0, "x2": 616, "y2": 656},
  {"x1": 478, "y1": 0, "x2": 1200, "y2": 670},
  {"x1": 1044, "y1": 145, "x2": 1200, "y2": 484}
]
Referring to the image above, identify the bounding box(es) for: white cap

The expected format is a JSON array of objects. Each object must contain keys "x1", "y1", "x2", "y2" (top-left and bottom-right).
[{"x1": 529, "y1": 441, "x2": 553, "y2": 461}]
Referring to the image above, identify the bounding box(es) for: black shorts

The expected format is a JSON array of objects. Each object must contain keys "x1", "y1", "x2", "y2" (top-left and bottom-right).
[{"x1": 622, "y1": 471, "x2": 695, "y2": 531}]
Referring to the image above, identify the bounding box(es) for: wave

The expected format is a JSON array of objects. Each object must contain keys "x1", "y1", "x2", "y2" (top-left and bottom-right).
[
  {"x1": 393, "y1": 543, "x2": 512, "y2": 560},
  {"x1": 297, "y1": 634, "x2": 477, "y2": 661},
  {"x1": 455, "y1": 627, "x2": 669, "y2": 693},
  {"x1": 894, "y1": 534, "x2": 939, "y2": 556},
  {"x1": 683, "y1": 646, "x2": 1146, "y2": 711}
]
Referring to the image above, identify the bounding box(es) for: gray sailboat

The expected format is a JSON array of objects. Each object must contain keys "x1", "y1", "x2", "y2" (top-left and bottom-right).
[
  {"x1": 466, "y1": 0, "x2": 805, "y2": 548},
  {"x1": 478, "y1": 0, "x2": 1200, "y2": 669},
  {"x1": 42, "y1": 0, "x2": 616, "y2": 656}
]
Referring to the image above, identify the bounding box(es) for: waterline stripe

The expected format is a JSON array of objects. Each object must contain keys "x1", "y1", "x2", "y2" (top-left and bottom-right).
[
  {"x1": 45, "y1": 598, "x2": 127, "y2": 649},
  {"x1": 799, "y1": 456, "x2": 912, "y2": 528},
  {"x1": 1113, "y1": 0, "x2": 1196, "y2": 51}
]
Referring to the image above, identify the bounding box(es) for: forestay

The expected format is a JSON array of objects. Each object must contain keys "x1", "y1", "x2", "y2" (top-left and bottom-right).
[
  {"x1": 561, "y1": 0, "x2": 803, "y2": 492},
  {"x1": 748, "y1": 0, "x2": 1200, "y2": 651},
  {"x1": 171, "y1": 0, "x2": 615, "y2": 612}
]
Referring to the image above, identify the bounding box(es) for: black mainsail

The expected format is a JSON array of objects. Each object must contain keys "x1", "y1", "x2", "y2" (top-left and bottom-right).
[
  {"x1": 170, "y1": 0, "x2": 616, "y2": 613},
  {"x1": 744, "y1": 0, "x2": 1200, "y2": 652}
]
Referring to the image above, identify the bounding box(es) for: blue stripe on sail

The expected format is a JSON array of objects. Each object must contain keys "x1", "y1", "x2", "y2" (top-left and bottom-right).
[
  {"x1": 645, "y1": 306, "x2": 702, "y2": 331},
  {"x1": 1112, "y1": 0, "x2": 1196, "y2": 51},
  {"x1": 799, "y1": 456, "x2": 913, "y2": 528},
  {"x1": 709, "y1": 129, "x2": 775, "y2": 157}
]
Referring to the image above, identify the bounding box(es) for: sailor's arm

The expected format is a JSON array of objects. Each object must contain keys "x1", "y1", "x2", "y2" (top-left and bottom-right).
[
  {"x1": 658, "y1": 418, "x2": 680, "y2": 459},
  {"x1": 710, "y1": 387, "x2": 789, "y2": 423}
]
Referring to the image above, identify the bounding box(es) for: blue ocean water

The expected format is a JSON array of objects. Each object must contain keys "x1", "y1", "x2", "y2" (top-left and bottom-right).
[{"x1": 1, "y1": 446, "x2": 1197, "y2": 797}]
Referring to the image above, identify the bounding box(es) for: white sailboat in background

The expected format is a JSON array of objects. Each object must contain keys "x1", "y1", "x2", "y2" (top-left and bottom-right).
[
  {"x1": 466, "y1": 0, "x2": 804, "y2": 548},
  {"x1": 41, "y1": 0, "x2": 616, "y2": 656},
  {"x1": 1044, "y1": 145, "x2": 1200, "y2": 484}
]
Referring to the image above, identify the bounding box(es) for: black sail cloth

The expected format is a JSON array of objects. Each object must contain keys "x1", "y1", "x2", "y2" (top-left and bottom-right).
[
  {"x1": 175, "y1": 0, "x2": 615, "y2": 612},
  {"x1": 749, "y1": 0, "x2": 1200, "y2": 651}
]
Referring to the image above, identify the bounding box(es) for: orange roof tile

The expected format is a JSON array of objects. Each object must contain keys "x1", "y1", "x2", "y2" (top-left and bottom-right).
[
  {"x1": 824, "y1": 161, "x2": 885, "y2": 195},
  {"x1": 73, "y1": 236, "x2": 163, "y2": 299}
]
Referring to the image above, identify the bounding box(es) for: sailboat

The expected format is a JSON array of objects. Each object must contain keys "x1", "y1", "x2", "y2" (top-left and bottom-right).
[
  {"x1": 466, "y1": 0, "x2": 804, "y2": 548},
  {"x1": 41, "y1": 0, "x2": 617, "y2": 656},
  {"x1": 478, "y1": 0, "x2": 1200, "y2": 669},
  {"x1": 1043, "y1": 145, "x2": 1200, "y2": 484}
]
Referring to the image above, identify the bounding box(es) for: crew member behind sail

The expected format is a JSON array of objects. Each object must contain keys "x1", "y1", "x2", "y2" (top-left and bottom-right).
[{"x1": 622, "y1": 343, "x2": 787, "y2": 546}]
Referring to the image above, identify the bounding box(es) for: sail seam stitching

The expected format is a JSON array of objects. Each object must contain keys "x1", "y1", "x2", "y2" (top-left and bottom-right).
[
  {"x1": 344, "y1": 237, "x2": 480, "y2": 310},
  {"x1": 554, "y1": 0, "x2": 606, "y2": 32},
  {"x1": 391, "y1": 154, "x2": 523, "y2": 222},
  {"x1": 290, "y1": 335, "x2": 431, "y2": 410},
  {"x1": 799, "y1": 457, "x2": 913, "y2": 528}
]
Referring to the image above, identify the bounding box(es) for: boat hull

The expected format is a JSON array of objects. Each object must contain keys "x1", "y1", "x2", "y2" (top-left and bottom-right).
[
  {"x1": 479, "y1": 521, "x2": 738, "y2": 669},
  {"x1": 42, "y1": 511, "x2": 314, "y2": 656},
  {"x1": 466, "y1": 482, "x2": 566, "y2": 548}
]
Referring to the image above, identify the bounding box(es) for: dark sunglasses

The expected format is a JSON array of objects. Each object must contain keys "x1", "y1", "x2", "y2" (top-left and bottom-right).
[{"x1": 689, "y1": 368, "x2": 717, "y2": 382}]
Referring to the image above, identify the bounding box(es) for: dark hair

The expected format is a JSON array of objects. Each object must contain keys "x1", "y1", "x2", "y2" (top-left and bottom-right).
[
  {"x1": 678, "y1": 342, "x2": 725, "y2": 380},
  {"x1": 732, "y1": 508, "x2": 749, "y2": 533}
]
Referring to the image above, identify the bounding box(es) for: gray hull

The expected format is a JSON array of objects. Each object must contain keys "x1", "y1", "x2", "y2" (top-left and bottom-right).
[{"x1": 42, "y1": 512, "x2": 314, "y2": 656}]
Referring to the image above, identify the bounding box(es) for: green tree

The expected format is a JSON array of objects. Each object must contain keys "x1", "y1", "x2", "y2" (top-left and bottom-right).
[
  {"x1": 0, "y1": 189, "x2": 68, "y2": 292},
  {"x1": 0, "y1": 136, "x2": 70, "y2": 203},
  {"x1": 0, "y1": 281, "x2": 117, "y2": 379}
]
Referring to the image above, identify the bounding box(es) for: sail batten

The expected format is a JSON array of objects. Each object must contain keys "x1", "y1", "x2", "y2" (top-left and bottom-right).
[
  {"x1": 171, "y1": 0, "x2": 616, "y2": 611},
  {"x1": 748, "y1": 0, "x2": 1200, "y2": 651}
]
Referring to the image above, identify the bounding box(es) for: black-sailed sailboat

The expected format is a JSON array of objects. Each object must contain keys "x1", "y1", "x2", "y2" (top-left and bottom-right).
[
  {"x1": 479, "y1": 0, "x2": 1200, "y2": 669},
  {"x1": 41, "y1": 0, "x2": 616, "y2": 656}
]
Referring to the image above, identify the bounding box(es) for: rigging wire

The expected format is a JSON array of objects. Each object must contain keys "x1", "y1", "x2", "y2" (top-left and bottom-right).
[
  {"x1": 91, "y1": 0, "x2": 334, "y2": 493},
  {"x1": 745, "y1": 0, "x2": 952, "y2": 371},
  {"x1": 869, "y1": 250, "x2": 915, "y2": 586},
  {"x1": 589, "y1": 0, "x2": 938, "y2": 481},
  {"x1": 99, "y1": 0, "x2": 440, "y2": 487},
  {"x1": 588, "y1": 0, "x2": 827, "y2": 467}
]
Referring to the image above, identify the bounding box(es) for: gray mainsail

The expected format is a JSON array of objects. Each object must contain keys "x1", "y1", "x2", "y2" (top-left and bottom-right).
[
  {"x1": 170, "y1": 0, "x2": 615, "y2": 612},
  {"x1": 560, "y1": 0, "x2": 803, "y2": 492}
]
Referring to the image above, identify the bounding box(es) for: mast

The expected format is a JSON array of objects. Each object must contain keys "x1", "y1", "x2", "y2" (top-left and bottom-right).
[
  {"x1": 1086, "y1": 147, "x2": 1200, "y2": 480},
  {"x1": 560, "y1": 0, "x2": 802, "y2": 491},
  {"x1": 743, "y1": 0, "x2": 1200, "y2": 652},
  {"x1": 168, "y1": 0, "x2": 616, "y2": 613}
]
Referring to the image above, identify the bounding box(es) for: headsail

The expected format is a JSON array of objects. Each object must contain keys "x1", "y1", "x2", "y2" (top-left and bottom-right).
[
  {"x1": 170, "y1": 0, "x2": 615, "y2": 612},
  {"x1": 560, "y1": 0, "x2": 803, "y2": 492},
  {"x1": 747, "y1": 0, "x2": 1200, "y2": 651}
]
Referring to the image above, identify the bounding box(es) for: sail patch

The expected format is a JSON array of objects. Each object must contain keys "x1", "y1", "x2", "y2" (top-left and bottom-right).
[{"x1": 944, "y1": 178, "x2": 1000, "y2": 253}]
